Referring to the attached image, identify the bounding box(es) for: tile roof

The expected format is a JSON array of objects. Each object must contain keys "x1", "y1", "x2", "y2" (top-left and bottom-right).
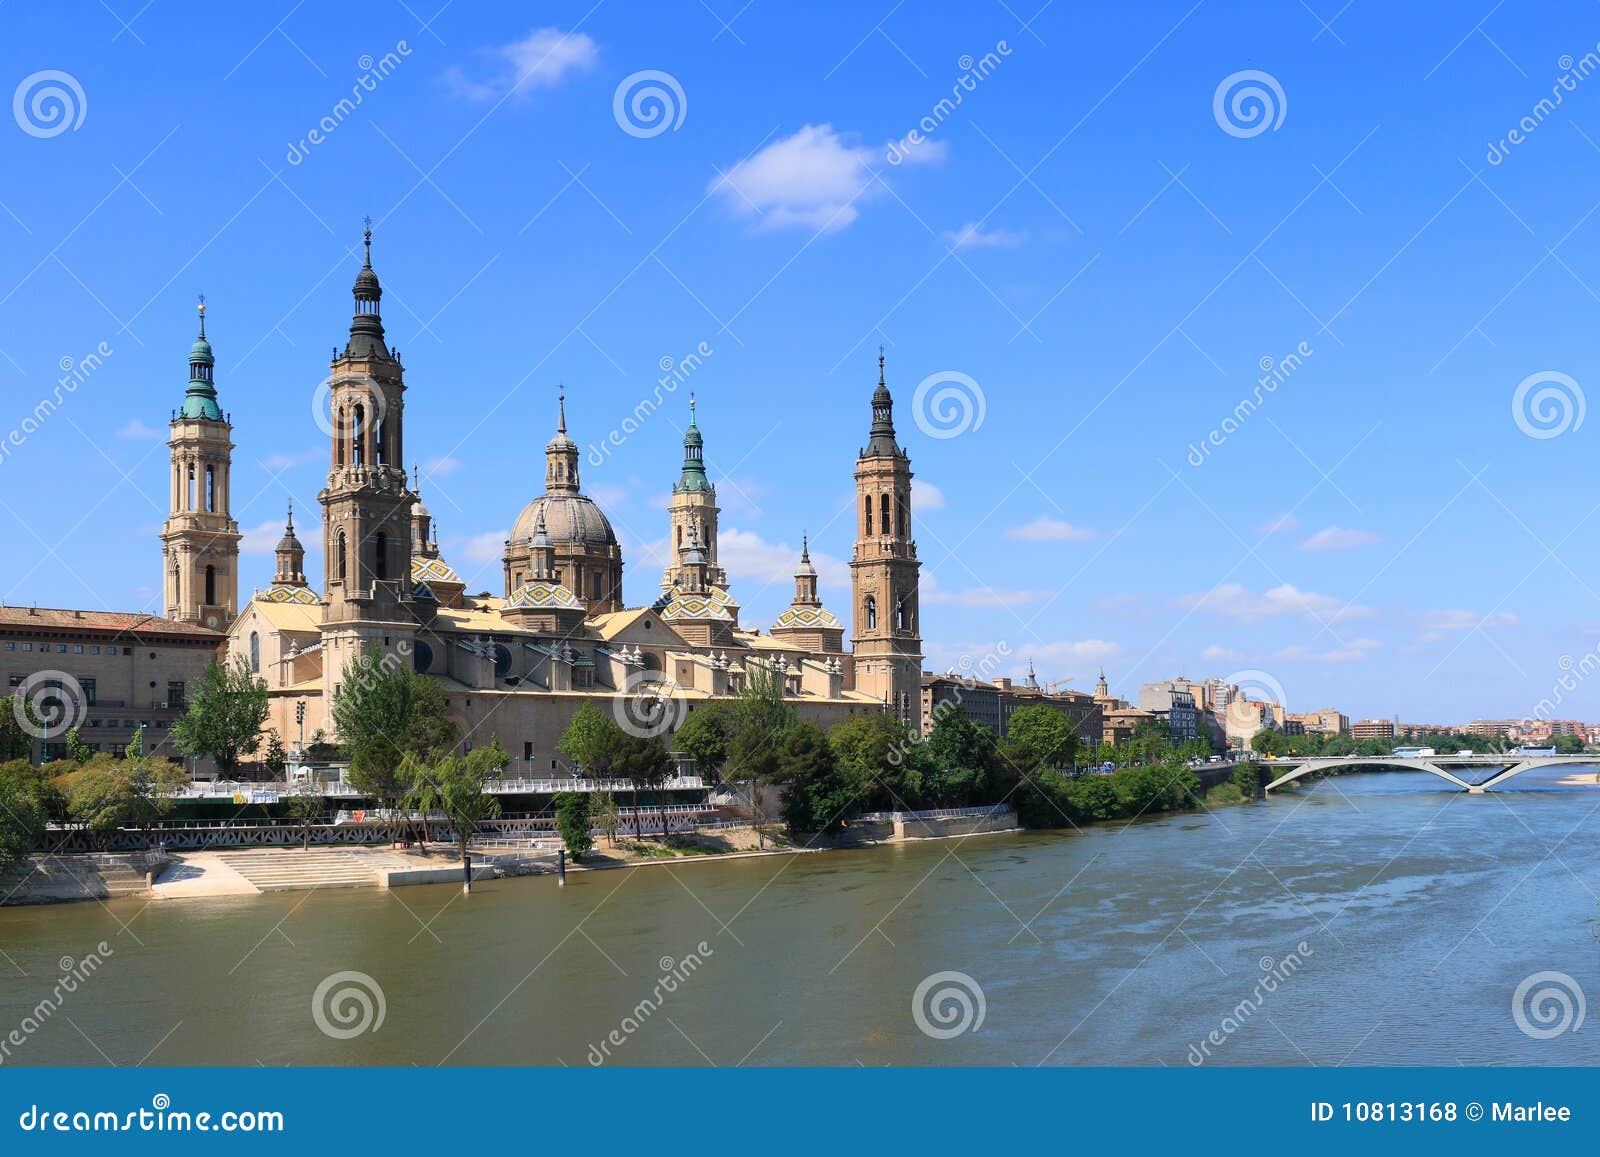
[{"x1": 0, "y1": 605, "x2": 223, "y2": 640}]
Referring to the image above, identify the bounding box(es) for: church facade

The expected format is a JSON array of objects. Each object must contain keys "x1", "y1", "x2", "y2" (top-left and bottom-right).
[{"x1": 198, "y1": 231, "x2": 925, "y2": 774}]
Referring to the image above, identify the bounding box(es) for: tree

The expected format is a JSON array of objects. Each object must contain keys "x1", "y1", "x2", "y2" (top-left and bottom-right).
[
  {"x1": 283, "y1": 782, "x2": 327, "y2": 850},
  {"x1": 65, "y1": 754, "x2": 184, "y2": 849},
  {"x1": 557, "y1": 702, "x2": 626, "y2": 778},
  {"x1": 1007, "y1": 705, "x2": 1081, "y2": 773},
  {"x1": 171, "y1": 658, "x2": 270, "y2": 778},
  {"x1": 1013, "y1": 767, "x2": 1074, "y2": 829},
  {"x1": 553, "y1": 792, "x2": 594, "y2": 859},
  {"x1": 1231, "y1": 761, "x2": 1262, "y2": 799},
  {"x1": 1250, "y1": 728, "x2": 1284, "y2": 757},
  {"x1": 0, "y1": 764, "x2": 47, "y2": 872},
  {"x1": 65, "y1": 728, "x2": 92, "y2": 766},
  {"x1": 334, "y1": 645, "x2": 460, "y2": 843},
  {"x1": 263, "y1": 729, "x2": 289, "y2": 778},
  {"x1": 437, "y1": 757, "x2": 501, "y2": 866},
  {"x1": 0, "y1": 696, "x2": 34, "y2": 763},
  {"x1": 672, "y1": 702, "x2": 733, "y2": 783},
  {"x1": 592, "y1": 790, "x2": 622, "y2": 848},
  {"x1": 779, "y1": 722, "x2": 855, "y2": 837},
  {"x1": 1068, "y1": 773, "x2": 1122, "y2": 821},
  {"x1": 924, "y1": 714, "x2": 998, "y2": 807},
  {"x1": 616, "y1": 734, "x2": 675, "y2": 839},
  {"x1": 726, "y1": 663, "x2": 795, "y2": 847},
  {"x1": 828, "y1": 711, "x2": 924, "y2": 812}
]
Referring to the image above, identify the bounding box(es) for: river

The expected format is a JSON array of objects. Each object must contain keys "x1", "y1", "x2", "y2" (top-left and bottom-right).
[{"x1": 2, "y1": 768, "x2": 1597, "y2": 1067}]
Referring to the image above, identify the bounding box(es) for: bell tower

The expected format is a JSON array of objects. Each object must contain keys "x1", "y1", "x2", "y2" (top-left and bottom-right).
[
  {"x1": 663, "y1": 395, "x2": 725, "y2": 590},
  {"x1": 316, "y1": 224, "x2": 417, "y2": 669},
  {"x1": 161, "y1": 297, "x2": 240, "y2": 630},
  {"x1": 850, "y1": 352, "x2": 922, "y2": 723}
]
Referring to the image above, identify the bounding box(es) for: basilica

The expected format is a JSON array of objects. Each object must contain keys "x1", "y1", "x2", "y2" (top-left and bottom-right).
[{"x1": 159, "y1": 231, "x2": 926, "y2": 773}]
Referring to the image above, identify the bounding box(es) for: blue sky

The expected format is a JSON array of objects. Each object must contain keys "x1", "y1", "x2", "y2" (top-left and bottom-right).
[{"x1": 3, "y1": 0, "x2": 1600, "y2": 723}]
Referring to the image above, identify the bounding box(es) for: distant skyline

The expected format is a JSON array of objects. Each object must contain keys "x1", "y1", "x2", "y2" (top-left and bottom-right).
[{"x1": 4, "y1": 2, "x2": 1600, "y2": 722}]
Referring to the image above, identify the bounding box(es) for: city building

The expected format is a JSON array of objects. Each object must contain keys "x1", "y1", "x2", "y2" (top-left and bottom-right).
[
  {"x1": 1350, "y1": 718, "x2": 1396, "y2": 741},
  {"x1": 1224, "y1": 699, "x2": 1276, "y2": 750},
  {"x1": 1138, "y1": 679, "x2": 1200, "y2": 742},
  {"x1": 1287, "y1": 709, "x2": 1348, "y2": 735},
  {"x1": 0, "y1": 606, "x2": 223, "y2": 763},
  {"x1": 221, "y1": 231, "x2": 923, "y2": 773}
]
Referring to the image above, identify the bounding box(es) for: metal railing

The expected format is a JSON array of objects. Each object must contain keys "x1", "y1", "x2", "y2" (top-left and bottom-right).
[{"x1": 856, "y1": 804, "x2": 1014, "y2": 823}]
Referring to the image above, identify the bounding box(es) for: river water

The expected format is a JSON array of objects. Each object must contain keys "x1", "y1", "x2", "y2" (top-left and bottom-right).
[{"x1": 2, "y1": 769, "x2": 1597, "y2": 1067}]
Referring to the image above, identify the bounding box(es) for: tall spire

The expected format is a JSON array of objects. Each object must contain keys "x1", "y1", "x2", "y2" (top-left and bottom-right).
[
  {"x1": 345, "y1": 217, "x2": 389, "y2": 359},
  {"x1": 545, "y1": 389, "x2": 580, "y2": 493},
  {"x1": 180, "y1": 295, "x2": 222, "y2": 420},
  {"x1": 676, "y1": 392, "x2": 711, "y2": 493},
  {"x1": 274, "y1": 501, "x2": 308, "y2": 587},
  {"x1": 864, "y1": 347, "x2": 899, "y2": 458}
]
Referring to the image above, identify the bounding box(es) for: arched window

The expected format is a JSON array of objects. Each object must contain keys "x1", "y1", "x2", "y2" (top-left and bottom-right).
[
  {"x1": 337, "y1": 531, "x2": 348, "y2": 581},
  {"x1": 865, "y1": 595, "x2": 877, "y2": 631},
  {"x1": 377, "y1": 418, "x2": 388, "y2": 465},
  {"x1": 249, "y1": 631, "x2": 260, "y2": 673},
  {"x1": 591, "y1": 572, "x2": 601, "y2": 601},
  {"x1": 204, "y1": 565, "x2": 216, "y2": 605},
  {"x1": 352, "y1": 404, "x2": 366, "y2": 466},
  {"x1": 374, "y1": 531, "x2": 388, "y2": 581},
  {"x1": 897, "y1": 494, "x2": 907, "y2": 538},
  {"x1": 895, "y1": 597, "x2": 906, "y2": 631},
  {"x1": 205, "y1": 465, "x2": 216, "y2": 513},
  {"x1": 864, "y1": 494, "x2": 873, "y2": 536},
  {"x1": 880, "y1": 493, "x2": 891, "y2": 537},
  {"x1": 186, "y1": 465, "x2": 196, "y2": 511},
  {"x1": 335, "y1": 412, "x2": 346, "y2": 466}
]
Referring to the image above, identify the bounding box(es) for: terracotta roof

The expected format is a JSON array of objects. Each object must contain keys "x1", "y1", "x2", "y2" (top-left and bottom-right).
[{"x1": 0, "y1": 605, "x2": 223, "y2": 640}]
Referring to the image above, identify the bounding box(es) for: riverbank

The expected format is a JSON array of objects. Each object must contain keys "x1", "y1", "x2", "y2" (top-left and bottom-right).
[{"x1": 1, "y1": 809, "x2": 1023, "y2": 906}]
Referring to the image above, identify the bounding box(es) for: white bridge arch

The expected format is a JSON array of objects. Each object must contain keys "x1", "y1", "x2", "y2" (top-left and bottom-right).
[{"x1": 1262, "y1": 753, "x2": 1597, "y2": 794}]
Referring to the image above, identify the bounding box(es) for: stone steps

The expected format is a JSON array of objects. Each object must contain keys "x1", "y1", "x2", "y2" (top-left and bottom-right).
[{"x1": 215, "y1": 850, "x2": 379, "y2": 892}]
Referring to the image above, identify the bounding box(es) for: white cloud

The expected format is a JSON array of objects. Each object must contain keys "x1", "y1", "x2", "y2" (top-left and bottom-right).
[
  {"x1": 240, "y1": 517, "x2": 319, "y2": 555},
  {"x1": 1176, "y1": 582, "x2": 1373, "y2": 622},
  {"x1": 922, "y1": 571, "x2": 1049, "y2": 607},
  {"x1": 1300, "y1": 526, "x2": 1381, "y2": 551},
  {"x1": 587, "y1": 482, "x2": 631, "y2": 509},
  {"x1": 1256, "y1": 513, "x2": 1299, "y2": 534},
  {"x1": 1417, "y1": 609, "x2": 1517, "y2": 642},
  {"x1": 710, "y1": 124, "x2": 879, "y2": 232},
  {"x1": 424, "y1": 455, "x2": 461, "y2": 478},
  {"x1": 1203, "y1": 638, "x2": 1381, "y2": 664},
  {"x1": 116, "y1": 419, "x2": 160, "y2": 440},
  {"x1": 925, "y1": 638, "x2": 1118, "y2": 684},
  {"x1": 445, "y1": 27, "x2": 598, "y2": 101},
  {"x1": 915, "y1": 479, "x2": 946, "y2": 511},
  {"x1": 941, "y1": 221, "x2": 1025, "y2": 249},
  {"x1": 1004, "y1": 516, "x2": 1096, "y2": 543},
  {"x1": 718, "y1": 527, "x2": 849, "y2": 590},
  {"x1": 887, "y1": 135, "x2": 950, "y2": 165},
  {"x1": 458, "y1": 531, "x2": 508, "y2": 565}
]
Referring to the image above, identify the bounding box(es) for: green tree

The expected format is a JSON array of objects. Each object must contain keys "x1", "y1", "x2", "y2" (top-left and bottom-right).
[
  {"x1": 726, "y1": 663, "x2": 796, "y2": 847},
  {"x1": 672, "y1": 702, "x2": 733, "y2": 783},
  {"x1": 1014, "y1": 768, "x2": 1074, "y2": 829},
  {"x1": 828, "y1": 711, "x2": 924, "y2": 812},
  {"x1": 556, "y1": 702, "x2": 626, "y2": 778},
  {"x1": 1250, "y1": 728, "x2": 1284, "y2": 757},
  {"x1": 1007, "y1": 704, "x2": 1083, "y2": 774},
  {"x1": 170, "y1": 658, "x2": 270, "y2": 778},
  {"x1": 263, "y1": 729, "x2": 288, "y2": 778},
  {"x1": 65, "y1": 727, "x2": 92, "y2": 766},
  {"x1": 617, "y1": 734, "x2": 675, "y2": 840},
  {"x1": 334, "y1": 645, "x2": 459, "y2": 842},
  {"x1": 1068, "y1": 773, "x2": 1123, "y2": 821},
  {"x1": 1231, "y1": 761, "x2": 1262, "y2": 799},
  {"x1": 283, "y1": 782, "x2": 327, "y2": 850},
  {"x1": 0, "y1": 764, "x2": 47, "y2": 871},
  {"x1": 437, "y1": 756, "x2": 501, "y2": 866},
  {"x1": 924, "y1": 714, "x2": 998, "y2": 807},
  {"x1": 65, "y1": 755, "x2": 183, "y2": 848},
  {"x1": 779, "y1": 722, "x2": 856, "y2": 837},
  {"x1": 553, "y1": 791, "x2": 594, "y2": 859},
  {"x1": 0, "y1": 696, "x2": 35, "y2": 763},
  {"x1": 592, "y1": 790, "x2": 621, "y2": 848}
]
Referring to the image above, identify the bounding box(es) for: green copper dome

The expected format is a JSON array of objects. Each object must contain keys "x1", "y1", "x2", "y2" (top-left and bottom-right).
[
  {"x1": 675, "y1": 395, "x2": 712, "y2": 493},
  {"x1": 179, "y1": 300, "x2": 222, "y2": 421}
]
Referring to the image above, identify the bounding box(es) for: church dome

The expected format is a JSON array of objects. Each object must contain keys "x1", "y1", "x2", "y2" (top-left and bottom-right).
[{"x1": 509, "y1": 493, "x2": 619, "y2": 553}]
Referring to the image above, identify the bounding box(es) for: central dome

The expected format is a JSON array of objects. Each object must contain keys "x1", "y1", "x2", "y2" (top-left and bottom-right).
[{"x1": 510, "y1": 493, "x2": 618, "y2": 551}]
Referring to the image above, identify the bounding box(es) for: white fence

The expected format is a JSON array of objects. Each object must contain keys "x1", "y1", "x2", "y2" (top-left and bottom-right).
[{"x1": 856, "y1": 804, "x2": 1014, "y2": 823}]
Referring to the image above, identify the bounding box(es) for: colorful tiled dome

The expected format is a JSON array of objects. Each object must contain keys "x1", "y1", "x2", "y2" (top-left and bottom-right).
[
  {"x1": 773, "y1": 605, "x2": 842, "y2": 630},
  {"x1": 507, "y1": 580, "x2": 582, "y2": 610},
  {"x1": 260, "y1": 585, "x2": 319, "y2": 606}
]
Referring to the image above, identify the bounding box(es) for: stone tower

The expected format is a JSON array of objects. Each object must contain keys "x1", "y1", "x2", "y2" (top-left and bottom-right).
[
  {"x1": 316, "y1": 225, "x2": 417, "y2": 673},
  {"x1": 273, "y1": 504, "x2": 308, "y2": 588},
  {"x1": 850, "y1": 353, "x2": 923, "y2": 722},
  {"x1": 662, "y1": 395, "x2": 725, "y2": 591},
  {"x1": 161, "y1": 298, "x2": 241, "y2": 630}
]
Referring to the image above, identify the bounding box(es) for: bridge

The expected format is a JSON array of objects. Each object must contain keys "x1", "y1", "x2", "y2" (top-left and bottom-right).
[{"x1": 1262, "y1": 753, "x2": 1598, "y2": 794}]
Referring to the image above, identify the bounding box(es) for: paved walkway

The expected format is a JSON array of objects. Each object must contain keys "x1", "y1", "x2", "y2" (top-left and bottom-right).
[{"x1": 150, "y1": 852, "x2": 260, "y2": 899}]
